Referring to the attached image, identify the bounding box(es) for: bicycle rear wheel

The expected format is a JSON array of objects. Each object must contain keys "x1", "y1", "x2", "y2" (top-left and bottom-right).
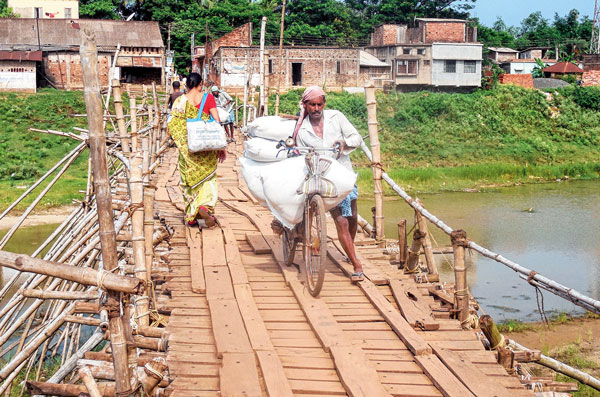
[
  {"x1": 281, "y1": 228, "x2": 297, "y2": 266},
  {"x1": 304, "y1": 194, "x2": 327, "y2": 297}
]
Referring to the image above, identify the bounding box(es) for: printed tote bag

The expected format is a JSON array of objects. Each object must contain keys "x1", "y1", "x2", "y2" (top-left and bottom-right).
[{"x1": 187, "y1": 93, "x2": 227, "y2": 152}]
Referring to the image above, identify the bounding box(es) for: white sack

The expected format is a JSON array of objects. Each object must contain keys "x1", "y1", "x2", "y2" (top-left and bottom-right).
[
  {"x1": 239, "y1": 157, "x2": 268, "y2": 207},
  {"x1": 320, "y1": 160, "x2": 357, "y2": 211},
  {"x1": 216, "y1": 107, "x2": 230, "y2": 123},
  {"x1": 246, "y1": 116, "x2": 296, "y2": 141},
  {"x1": 244, "y1": 137, "x2": 287, "y2": 162}
]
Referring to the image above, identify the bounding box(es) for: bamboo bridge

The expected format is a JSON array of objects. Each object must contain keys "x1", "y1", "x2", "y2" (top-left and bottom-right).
[{"x1": 0, "y1": 28, "x2": 596, "y2": 396}]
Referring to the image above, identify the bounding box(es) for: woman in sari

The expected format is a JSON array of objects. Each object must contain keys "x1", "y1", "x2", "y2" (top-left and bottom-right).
[{"x1": 167, "y1": 72, "x2": 226, "y2": 227}]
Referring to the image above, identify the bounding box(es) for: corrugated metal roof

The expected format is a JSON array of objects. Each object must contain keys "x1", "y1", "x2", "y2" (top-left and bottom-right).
[
  {"x1": 0, "y1": 50, "x2": 42, "y2": 61},
  {"x1": 0, "y1": 19, "x2": 163, "y2": 50},
  {"x1": 542, "y1": 62, "x2": 583, "y2": 73},
  {"x1": 488, "y1": 47, "x2": 518, "y2": 53},
  {"x1": 359, "y1": 51, "x2": 389, "y2": 67}
]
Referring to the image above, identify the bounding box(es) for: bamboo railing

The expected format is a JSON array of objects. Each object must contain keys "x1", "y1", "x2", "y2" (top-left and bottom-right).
[{"x1": 0, "y1": 28, "x2": 171, "y2": 395}]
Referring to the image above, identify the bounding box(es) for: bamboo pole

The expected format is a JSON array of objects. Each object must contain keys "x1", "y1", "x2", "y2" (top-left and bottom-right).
[
  {"x1": 415, "y1": 199, "x2": 438, "y2": 275},
  {"x1": 0, "y1": 251, "x2": 141, "y2": 293},
  {"x1": 27, "y1": 381, "x2": 115, "y2": 396},
  {"x1": 18, "y1": 289, "x2": 99, "y2": 300},
  {"x1": 112, "y1": 79, "x2": 130, "y2": 154},
  {"x1": 0, "y1": 142, "x2": 85, "y2": 222},
  {"x1": 508, "y1": 338, "x2": 600, "y2": 391},
  {"x1": 142, "y1": 136, "x2": 150, "y2": 185},
  {"x1": 364, "y1": 82, "x2": 384, "y2": 244},
  {"x1": 274, "y1": 0, "x2": 287, "y2": 115},
  {"x1": 64, "y1": 315, "x2": 100, "y2": 327},
  {"x1": 479, "y1": 315, "x2": 505, "y2": 350},
  {"x1": 451, "y1": 229, "x2": 469, "y2": 326},
  {"x1": 79, "y1": 366, "x2": 103, "y2": 397},
  {"x1": 404, "y1": 230, "x2": 425, "y2": 274},
  {"x1": 139, "y1": 357, "x2": 168, "y2": 395},
  {"x1": 80, "y1": 26, "x2": 132, "y2": 395},
  {"x1": 143, "y1": 186, "x2": 155, "y2": 281},
  {"x1": 130, "y1": 96, "x2": 138, "y2": 152},
  {"x1": 130, "y1": 152, "x2": 148, "y2": 326}
]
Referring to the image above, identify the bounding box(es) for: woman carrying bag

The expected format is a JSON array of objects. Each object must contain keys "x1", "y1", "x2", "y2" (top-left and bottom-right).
[{"x1": 168, "y1": 72, "x2": 227, "y2": 227}]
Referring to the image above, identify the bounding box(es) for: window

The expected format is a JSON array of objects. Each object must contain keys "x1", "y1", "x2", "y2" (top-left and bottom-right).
[
  {"x1": 397, "y1": 60, "x2": 418, "y2": 75},
  {"x1": 424, "y1": 60, "x2": 431, "y2": 66},
  {"x1": 403, "y1": 48, "x2": 411, "y2": 55},
  {"x1": 34, "y1": 7, "x2": 43, "y2": 18},
  {"x1": 336, "y1": 61, "x2": 341, "y2": 74},
  {"x1": 464, "y1": 60, "x2": 476, "y2": 73},
  {"x1": 64, "y1": 8, "x2": 72, "y2": 18},
  {"x1": 444, "y1": 60, "x2": 456, "y2": 73},
  {"x1": 268, "y1": 59, "x2": 273, "y2": 74},
  {"x1": 417, "y1": 48, "x2": 425, "y2": 55}
]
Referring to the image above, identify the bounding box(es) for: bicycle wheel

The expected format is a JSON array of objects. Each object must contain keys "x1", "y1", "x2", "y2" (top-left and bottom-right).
[
  {"x1": 304, "y1": 194, "x2": 327, "y2": 297},
  {"x1": 281, "y1": 228, "x2": 297, "y2": 266}
]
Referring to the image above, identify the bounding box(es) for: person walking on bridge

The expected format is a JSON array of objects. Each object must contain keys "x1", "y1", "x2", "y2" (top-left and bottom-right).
[
  {"x1": 167, "y1": 72, "x2": 226, "y2": 227},
  {"x1": 294, "y1": 86, "x2": 364, "y2": 283}
]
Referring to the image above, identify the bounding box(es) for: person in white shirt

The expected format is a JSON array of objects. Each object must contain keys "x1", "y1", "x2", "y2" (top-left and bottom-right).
[
  {"x1": 211, "y1": 86, "x2": 235, "y2": 142},
  {"x1": 293, "y1": 86, "x2": 364, "y2": 283}
]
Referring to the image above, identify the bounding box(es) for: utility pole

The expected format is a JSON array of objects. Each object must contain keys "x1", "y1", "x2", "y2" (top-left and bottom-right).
[
  {"x1": 167, "y1": 22, "x2": 171, "y2": 52},
  {"x1": 275, "y1": 0, "x2": 286, "y2": 116},
  {"x1": 191, "y1": 32, "x2": 195, "y2": 66},
  {"x1": 592, "y1": 0, "x2": 600, "y2": 54},
  {"x1": 259, "y1": 16, "x2": 267, "y2": 116}
]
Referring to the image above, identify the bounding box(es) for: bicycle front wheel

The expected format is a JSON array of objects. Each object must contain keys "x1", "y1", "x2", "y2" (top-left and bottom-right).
[
  {"x1": 304, "y1": 194, "x2": 327, "y2": 297},
  {"x1": 282, "y1": 228, "x2": 297, "y2": 266}
]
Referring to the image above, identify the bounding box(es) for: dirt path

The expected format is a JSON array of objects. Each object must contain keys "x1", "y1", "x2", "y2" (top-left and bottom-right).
[{"x1": 0, "y1": 206, "x2": 77, "y2": 229}]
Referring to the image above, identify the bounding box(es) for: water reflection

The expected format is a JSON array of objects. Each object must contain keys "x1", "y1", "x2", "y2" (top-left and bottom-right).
[{"x1": 358, "y1": 180, "x2": 600, "y2": 322}]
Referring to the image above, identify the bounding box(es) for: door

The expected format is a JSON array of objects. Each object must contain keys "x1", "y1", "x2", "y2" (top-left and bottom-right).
[{"x1": 292, "y1": 63, "x2": 302, "y2": 86}]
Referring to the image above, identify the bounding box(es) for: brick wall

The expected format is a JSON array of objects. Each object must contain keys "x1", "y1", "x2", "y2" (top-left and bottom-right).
[
  {"x1": 498, "y1": 73, "x2": 534, "y2": 89},
  {"x1": 211, "y1": 23, "x2": 251, "y2": 55},
  {"x1": 424, "y1": 22, "x2": 465, "y2": 43},
  {"x1": 44, "y1": 53, "x2": 110, "y2": 89},
  {"x1": 371, "y1": 25, "x2": 398, "y2": 46},
  {"x1": 582, "y1": 70, "x2": 600, "y2": 86}
]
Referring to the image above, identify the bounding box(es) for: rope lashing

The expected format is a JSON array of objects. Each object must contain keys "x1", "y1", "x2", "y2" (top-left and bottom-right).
[{"x1": 96, "y1": 269, "x2": 110, "y2": 290}]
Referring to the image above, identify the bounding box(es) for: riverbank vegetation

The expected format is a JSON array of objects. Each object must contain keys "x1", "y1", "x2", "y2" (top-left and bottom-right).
[{"x1": 2, "y1": 84, "x2": 600, "y2": 212}]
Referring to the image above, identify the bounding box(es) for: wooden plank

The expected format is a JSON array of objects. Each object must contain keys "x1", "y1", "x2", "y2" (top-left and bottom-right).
[
  {"x1": 219, "y1": 352, "x2": 262, "y2": 397},
  {"x1": 233, "y1": 284, "x2": 274, "y2": 351},
  {"x1": 187, "y1": 227, "x2": 206, "y2": 294},
  {"x1": 246, "y1": 233, "x2": 272, "y2": 255},
  {"x1": 431, "y1": 344, "x2": 516, "y2": 397},
  {"x1": 414, "y1": 354, "x2": 475, "y2": 397},
  {"x1": 389, "y1": 279, "x2": 439, "y2": 331},
  {"x1": 202, "y1": 227, "x2": 227, "y2": 267},
  {"x1": 205, "y1": 266, "x2": 235, "y2": 300},
  {"x1": 328, "y1": 247, "x2": 431, "y2": 355},
  {"x1": 219, "y1": 217, "x2": 249, "y2": 285},
  {"x1": 256, "y1": 350, "x2": 294, "y2": 397},
  {"x1": 228, "y1": 187, "x2": 249, "y2": 202},
  {"x1": 330, "y1": 345, "x2": 392, "y2": 397},
  {"x1": 208, "y1": 299, "x2": 252, "y2": 357}
]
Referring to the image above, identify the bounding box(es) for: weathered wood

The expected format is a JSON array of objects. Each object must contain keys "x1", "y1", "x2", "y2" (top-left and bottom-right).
[
  {"x1": 0, "y1": 251, "x2": 141, "y2": 294},
  {"x1": 405, "y1": 229, "x2": 425, "y2": 274},
  {"x1": 79, "y1": 366, "x2": 103, "y2": 397},
  {"x1": 389, "y1": 279, "x2": 439, "y2": 331},
  {"x1": 64, "y1": 315, "x2": 100, "y2": 327},
  {"x1": 255, "y1": 350, "x2": 294, "y2": 397},
  {"x1": 187, "y1": 227, "x2": 206, "y2": 294},
  {"x1": 330, "y1": 345, "x2": 392, "y2": 397},
  {"x1": 220, "y1": 353, "x2": 262, "y2": 397},
  {"x1": 208, "y1": 299, "x2": 252, "y2": 357},
  {"x1": 479, "y1": 315, "x2": 505, "y2": 350},
  {"x1": 245, "y1": 233, "x2": 272, "y2": 254},
  {"x1": 415, "y1": 199, "x2": 438, "y2": 275},
  {"x1": 111, "y1": 79, "x2": 130, "y2": 153},
  {"x1": 18, "y1": 289, "x2": 99, "y2": 300},
  {"x1": 397, "y1": 219, "x2": 407, "y2": 266},
  {"x1": 450, "y1": 230, "x2": 468, "y2": 326},
  {"x1": 415, "y1": 354, "x2": 475, "y2": 397}
]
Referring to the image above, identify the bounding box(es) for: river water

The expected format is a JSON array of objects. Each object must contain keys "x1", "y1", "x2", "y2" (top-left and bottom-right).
[
  {"x1": 358, "y1": 179, "x2": 600, "y2": 322},
  {"x1": 1, "y1": 180, "x2": 598, "y2": 322}
]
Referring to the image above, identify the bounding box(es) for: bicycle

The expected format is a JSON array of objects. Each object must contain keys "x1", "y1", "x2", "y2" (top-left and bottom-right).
[{"x1": 276, "y1": 139, "x2": 340, "y2": 297}]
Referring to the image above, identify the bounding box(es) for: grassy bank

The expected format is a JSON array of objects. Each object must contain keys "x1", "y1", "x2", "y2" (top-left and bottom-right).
[
  {"x1": 275, "y1": 85, "x2": 600, "y2": 195},
  {"x1": 0, "y1": 89, "x2": 89, "y2": 213}
]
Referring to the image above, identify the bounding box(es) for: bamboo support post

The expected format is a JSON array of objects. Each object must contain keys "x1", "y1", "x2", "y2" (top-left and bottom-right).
[
  {"x1": 356, "y1": 214, "x2": 373, "y2": 237},
  {"x1": 129, "y1": 96, "x2": 138, "y2": 152},
  {"x1": 364, "y1": 82, "x2": 384, "y2": 244},
  {"x1": 450, "y1": 229, "x2": 469, "y2": 326},
  {"x1": 130, "y1": 153, "x2": 148, "y2": 326},
  {"x1": 80, "y1": 26, "x2": 133, "y2": 395},
  {"x1": 144, "y1": 186, "x2": 155, "y2": 280},
  {"x1": 404, "y1": 230, "x2": 425, "y2": 274},
  {"x1": 479, "y1": 315, "x2": 506, "y2": 350},
  {"x1": 139, "y1": 357, "x2": 168, "y2": 395},
  {"x1": 79, "y1": 366, "x2": 103, "y2": 397},
  {"x1": 133, "y1": 335, "x2": 168, "y2": 351},
  {"x1": 27, "y1": 381, "x2": 115, "y2": 396},
  {"x1": 397, "y1": 219, "x2": 407, "y2": 267},
  {"x1": 415, "y1": 199, "x2": 438, "y2": 275},
  {"x1": 65, "y1": 314, "x2": 100, "y2": 327},
  {"x1": 112, "y1": 79, "x2": 130, "y2": 154}
]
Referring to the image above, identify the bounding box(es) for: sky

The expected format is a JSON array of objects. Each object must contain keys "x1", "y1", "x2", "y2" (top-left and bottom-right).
[{"x1": 466, "y1": 0, "x2": 595, "y2": 28}]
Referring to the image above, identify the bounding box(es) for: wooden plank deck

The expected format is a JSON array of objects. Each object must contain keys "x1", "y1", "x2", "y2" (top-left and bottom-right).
[{"x1": 151, "y1": 140, "x2": 535, "y2": 397}]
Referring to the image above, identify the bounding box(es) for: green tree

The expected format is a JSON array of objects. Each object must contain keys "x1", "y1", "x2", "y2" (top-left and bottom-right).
[
  {"x1": 0, "y1": 0, "x2": 18, "y2": 17},
  {"x1": 79, "y1": 0, "x2": 119, "y2": 19}
]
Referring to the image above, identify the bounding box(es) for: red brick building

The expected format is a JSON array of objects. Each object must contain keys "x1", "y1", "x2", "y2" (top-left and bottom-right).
[{"x1": 0, "y1": 19, "x2": 164, "y2": 90}]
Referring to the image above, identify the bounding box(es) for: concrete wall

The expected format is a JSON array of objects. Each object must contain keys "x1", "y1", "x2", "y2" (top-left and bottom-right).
[
  {"x1": 0, "y1": 61, "x2": 36, "y2": 92},
  {"x1": 431, "y1": 59, "x2": 481, "y2": 87},
  {"x1": 7, "y1": 0, "x2": 78, "y2": 18}
]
